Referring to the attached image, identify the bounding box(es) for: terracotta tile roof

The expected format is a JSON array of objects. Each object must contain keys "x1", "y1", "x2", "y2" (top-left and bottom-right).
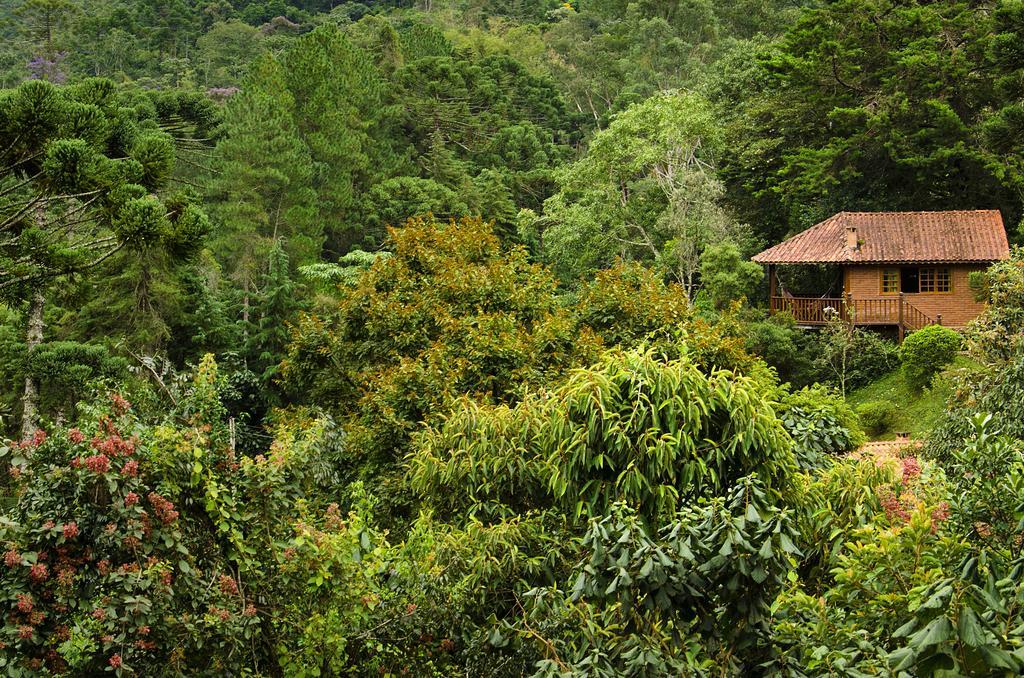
[{"x1": 752, "y1": 210, "x2": 1010, "y2": 265}]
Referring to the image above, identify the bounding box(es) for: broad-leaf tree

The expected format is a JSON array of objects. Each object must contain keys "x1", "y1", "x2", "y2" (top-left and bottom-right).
[{"x1": 534, "y1": 90, "x2": 746, "y2": 291}]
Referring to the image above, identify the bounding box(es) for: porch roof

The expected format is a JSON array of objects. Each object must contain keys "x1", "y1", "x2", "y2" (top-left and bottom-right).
[{"x1": 752, "y1": 210, "x2": 1010, "y2": 265}]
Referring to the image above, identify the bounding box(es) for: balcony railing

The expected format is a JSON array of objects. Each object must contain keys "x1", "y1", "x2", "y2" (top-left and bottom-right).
[{"x1": 770, "y1": 295, "x2": 936, "y2": 330}]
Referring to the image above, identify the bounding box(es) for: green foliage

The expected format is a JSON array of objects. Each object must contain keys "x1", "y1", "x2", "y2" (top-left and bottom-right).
[
  {"x1": 787, "y1": 454, "x2": 897, "y2": 585},
  {"x1": 519, "y1": 477, "x2": 802, "y2": 674},
  {"x1": 572, "y1": 260, "x2": 690, "y2": 347},
  {"x1": 965, "y1": 249, "x2": 1024, "y2": 365},
  {"x1": 699, "y1": 241, "x2": 763, "y2": 309},
  {"x1": 773, "y1": 508, "x2": 970, "y2": 675},
  {"x1": 857, "y1": 400, "x2": 898, "y2": 437},
  {"x1": 901, "y1": 325, "x2": 962, "y2": 389},
  {"x1": 930, "y1": 254, "x2": 1024, "y2": 458},
  {"x1": 535, "y1": 90, "x2": 745, "y2": 290},
  {"x1": 282, "y1": 215, "x2": 598, "y2": 525},
  {"x1": 244, "y1": 241, "x2": 303, "y2": 388},
  {"x1": 360, "y1": 177, "x2": 468, "y2": 244},
  {"x1": 299, "y1": 250, "x2": 390, "y2": 290},
  {"x1": 944, "y1": 415, "x2": 1024, "y2": 558},
  {"x1": 410, "y1": 346, "x2": 794, "y2": 524},
  {"x1": 721, "y1": 0, "x2": 1023, "y2": 240},
  {"x1": 208, "y1": 53, "x2": 321, "y2": 283},
  {"x1": 742, "y1": 311, "x2": 819, "y2": 387},
  {"x1": 847, "y1": 363, "x2": 956, "y2": 440},
  {"x1": 886, "y1": 551, "x2": 1024, "y2": 675},
  {"x1": 931, "y1": 354, "x2": 1024, "y2": 461},
  {"x1": 4, "y1": 2, "x2": 1024, "y2": 675},
  {"x1": 778, "y1": 385, "x2": 864, "y2": 469},
  {"x1": 195, "y1": 20, "x2": 265, "y2": 88},
  {"x1": 815, "y1": 319, "x2": 900, "y2": 395},
  {"x1": 280, "y1": 24, "x2": 394, "y2": 249},
  {"x1": 0, "y1": 78, "x2": 208, "y2": 301}
]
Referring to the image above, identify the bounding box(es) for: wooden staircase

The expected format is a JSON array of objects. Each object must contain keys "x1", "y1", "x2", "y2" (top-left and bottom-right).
[{"x1": 897, "y1": 297, "x2": 935, "y2": 341}]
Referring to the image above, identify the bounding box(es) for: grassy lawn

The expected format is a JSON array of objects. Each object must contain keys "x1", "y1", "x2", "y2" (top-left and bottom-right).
[{"x1": 846, "y1": 358, "x2": 972, "y2": 440}]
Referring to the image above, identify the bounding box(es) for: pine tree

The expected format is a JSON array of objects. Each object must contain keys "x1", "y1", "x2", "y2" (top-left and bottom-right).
[
  {"x1": 0, "y1": 78, "x2": 209, "y2": 436},
  {"x1": 279, "y1": 24, "x2": 399, "y2": 252},
  {"x1": 247, "y1": 241, "x2": 300, "y2": 388},
  {"x1": 418, "y1": 129, "x2": 470, "y2": 188},
  {"x1": 470, "y1": 169, "x2": 517, "y2": 239},
  {"x1": 208, "y1": 53, "x2": 320, "y2": 292}
]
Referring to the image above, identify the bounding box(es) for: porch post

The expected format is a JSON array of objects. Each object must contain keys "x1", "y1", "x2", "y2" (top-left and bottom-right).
[
  {"x1": 898, "y1": 292, "x2": 905, "y2": 343},
  {"x1": 768, "y1": 264, "x2": 776, "y2": 309}
]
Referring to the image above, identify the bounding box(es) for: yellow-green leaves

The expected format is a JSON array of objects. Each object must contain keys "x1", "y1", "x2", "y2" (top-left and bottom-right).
[{"x1": 410, "y1": 345, "x2": 794, "y2": 524}]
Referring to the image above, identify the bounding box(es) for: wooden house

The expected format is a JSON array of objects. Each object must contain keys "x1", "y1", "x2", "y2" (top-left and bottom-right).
[{"x1": 751, "y1": 211, "x2": 1010, "y2": 340}]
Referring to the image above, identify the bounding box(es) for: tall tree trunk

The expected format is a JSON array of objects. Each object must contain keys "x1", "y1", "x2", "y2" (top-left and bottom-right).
[{"x1": 20, "y1": 289, "x2": 45, "y2": 441}]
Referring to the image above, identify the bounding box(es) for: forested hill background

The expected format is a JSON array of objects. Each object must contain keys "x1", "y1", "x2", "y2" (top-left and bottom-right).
[
  {"x1": 3, "y1": 0, "x2": 1024, "y2": 375},
  {"x1": 4, "y1": 1, "x2": 1024, "y2": 676}
]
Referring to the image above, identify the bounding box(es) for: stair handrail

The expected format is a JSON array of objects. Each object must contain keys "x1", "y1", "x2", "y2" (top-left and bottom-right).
[{"x1": 900, "y1": 298, "x2": 935, "y2": 331}]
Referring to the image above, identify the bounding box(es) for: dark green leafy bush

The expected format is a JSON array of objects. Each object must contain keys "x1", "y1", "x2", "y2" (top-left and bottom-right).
[
  {"x1": 857, "y1": 400, "x2": 898, "y2": 437},
  {"x1": 777, "y1": 385, "x2": 864, "y2": 469},
  {"x1": 742, "y1": 311, "x2": 820, "y2": 387},
  {"x1": 518, "y1": 477, "x2": 801, "y2": 675},
  {"x1": 901, "y1": 325, "x2": 961, "y2": 389},
  {"x1": 965, "y1": 249, "x2": 1024, "y2": 364},
  {"x1": 944, "y1": 415, "x2": 1024, "y2": 556}
]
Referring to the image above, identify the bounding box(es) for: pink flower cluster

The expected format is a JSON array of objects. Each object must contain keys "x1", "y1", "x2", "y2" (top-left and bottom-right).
[
  {"x1": 68, "y1": 428, "x2": 85, "y2": 444},
  {"x1": 121, "y1": 459, "x2": 139, "y2": 477},
  {"x1": 901, "y1": 456, "x2": 922, "y2": 484},
  {"x1": 3, "y1": 550, "x2": 19, "y2": 567},
  {"x1": 84, "y1": 454, "x2": 111, "y2": 474},
  {"x1": 208, "y1": 605, "x2": 231, "y2": 621},
  {"x1": 6, "y1": 429, "x2": 46, "y2": 454},
  {"x1": 879, "y1": 489, "x2": 912, "y2": 522},
  {"x1": 16, "y1": 593, "x2": 33, "y2": 613},
  {"x1": 931, "y1": 502, "x2": 950, "y2": 527},
  {"x1": 148, "y1": 493, "x2": 179, "y2": 525},
  {"x1": 218, "y1": 574, "x2": 239, "y2": 596},
  {"x1": 124, "y1": 491, "x2": 140, "y2": 507},
  {"x1": 62, "y1": 522, "x2": 79, "y2": 539},
  {"x1": 91, "y1": 433, "x2": 136, "y2": 458},
  {"x1": 111, "y1": 393, "x2": 132, "y2": 416},
  {"x1": 56, "y1": 567, "x2": 75, "y2": 586},
  {"x1": 29, "y1": 563, "x2": 48, "y2": 583}
]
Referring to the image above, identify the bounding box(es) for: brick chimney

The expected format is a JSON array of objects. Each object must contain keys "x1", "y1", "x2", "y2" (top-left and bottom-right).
[{"x1": 846, "y1": 226, "x2": 859, "y2": 251}]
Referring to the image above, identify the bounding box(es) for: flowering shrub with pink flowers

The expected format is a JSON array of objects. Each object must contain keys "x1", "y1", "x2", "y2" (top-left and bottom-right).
[
  {"x1": 0, "y1": 394, "x2": 257, "y2": 675},
  {"x1": 1, "y1": 359, "x2": 469, "y2": 676}
]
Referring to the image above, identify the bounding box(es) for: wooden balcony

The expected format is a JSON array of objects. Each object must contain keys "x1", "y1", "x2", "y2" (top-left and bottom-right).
[{"x1": 770, "y1": 295, "x2": 936, "y2": 334}]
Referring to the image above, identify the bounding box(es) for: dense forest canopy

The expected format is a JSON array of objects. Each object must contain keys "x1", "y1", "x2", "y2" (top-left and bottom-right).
[{"x1": 2, "y1": 0, "x2": 1024, "y2": 675}]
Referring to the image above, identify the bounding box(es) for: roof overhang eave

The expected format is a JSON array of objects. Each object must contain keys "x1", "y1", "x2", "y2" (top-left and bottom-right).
[{"x1": 752, "y1": 258, "x2": 1005, "y2": 266}]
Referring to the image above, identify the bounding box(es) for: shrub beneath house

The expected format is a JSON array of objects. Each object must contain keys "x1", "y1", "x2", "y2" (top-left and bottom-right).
[
  {"x1": 814, "y1": 321, "x2": 901, "y2": 394},
  {"x1": 901, "y1": 325, "x2": 961, "y2": 389}
]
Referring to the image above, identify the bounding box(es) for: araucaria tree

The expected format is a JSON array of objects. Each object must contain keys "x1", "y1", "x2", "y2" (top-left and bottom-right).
[{"x1": 0, "y1": 78, "x2": 208, "y2": 436}]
